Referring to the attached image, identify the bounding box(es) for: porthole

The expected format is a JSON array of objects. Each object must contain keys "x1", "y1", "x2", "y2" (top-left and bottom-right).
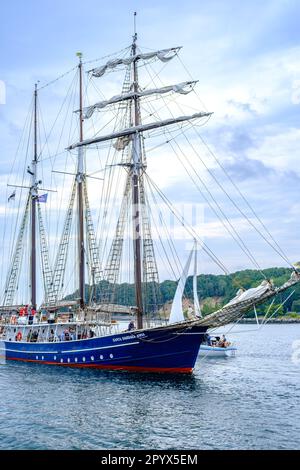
[
  {"x1": 91, "y1": 356, "x2": 94, "y2": 361},
  {"x1": 109, "y1": 354, "x2": 114, "y2": 359},
  {"x1": 82, "y1": 357, "x2": 86, "y2": 362},
  {"x1": 75, "y1": 358, "x2": 78, "y2": 363},
  {"x1": 54, "y1": 356, "x2": 57, "y2": 360},
  {"x1": 60, "y1": 359, "x2": 63, "y2": 363},
  {"x1": 41, "y1": 356, "x2": 44, "y2": 360},
  {"x1": 36, "y1": 356, "x2": 38, "y2": 360},
  {"x1": 100, "y1": 355, "x2": 103, "y2": 360},
  {"x1": 67, "y1": 358, "x2": 70, "y2": 363}
]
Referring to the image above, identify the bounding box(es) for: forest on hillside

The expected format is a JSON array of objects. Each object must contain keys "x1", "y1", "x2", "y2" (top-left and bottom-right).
[{"x1": 67, "y1": 267, "x2": 300, "y2": 317}]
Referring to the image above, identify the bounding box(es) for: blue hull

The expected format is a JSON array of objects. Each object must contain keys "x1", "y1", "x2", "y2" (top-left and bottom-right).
[{"x1": 2, "y1": 323, "x2": 207, "y2": 373}]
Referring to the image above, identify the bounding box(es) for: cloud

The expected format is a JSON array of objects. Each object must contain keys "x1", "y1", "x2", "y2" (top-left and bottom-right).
[
  {"x1": 0, "y1": 0, "x2": 300, "y2": 303},
  {"x1": 222, "y1": 156, "x2": 274, "y2": 182},
  {"x1": 227, "y1": 99, "x2": 257, "y2": 116}
]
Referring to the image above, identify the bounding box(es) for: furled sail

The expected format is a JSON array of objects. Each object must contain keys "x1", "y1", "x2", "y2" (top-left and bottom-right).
[
  {"x1": 90, "y1": 47, "x2": 181, "y2": 77},
  {"x1": 193, "y1": 271, "x2": 300, "y2": 329},
  {"x1": 226, "y1": 282, "x2": 271, "y2": 305},
  {"x1": 81, "y1": 81, "x2": 197, "y2": 119},
  {"x1": 68, "y1": 111, "x2": 212, "y2": 150},
  {"x1": 113, "y1": 136, "x2": 132, "y2": 151},
  {"x1": 169, "y1": 247, "x2": 194, "y2": 324}
]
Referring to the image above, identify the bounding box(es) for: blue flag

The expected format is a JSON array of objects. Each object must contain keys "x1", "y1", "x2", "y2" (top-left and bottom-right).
[{"x1": 37, "y1": 193, "x2": 48, "y2": 203}]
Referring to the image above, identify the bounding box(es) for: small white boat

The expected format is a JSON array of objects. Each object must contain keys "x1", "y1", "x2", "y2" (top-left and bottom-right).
[
  {"x1": 199, "y1": 335, "x2": 237, "y2": 357},
  {"x1": 199, "y1": 344, "x2": 237, "y2": 357}
]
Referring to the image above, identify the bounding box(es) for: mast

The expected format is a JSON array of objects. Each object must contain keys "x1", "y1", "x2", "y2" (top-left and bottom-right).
[
  {"x1": 131, "y1": 13, "x2": 143, "y2": 329},
  {"x1": 67, "y1": 25, "x2": 212, "y2": 324},
  {"x1": 77, "y1": 52, "x2": 85, "y2": 309},
  {"x1": 30, "y1": 83, "x2": 38, "y2": 310}
]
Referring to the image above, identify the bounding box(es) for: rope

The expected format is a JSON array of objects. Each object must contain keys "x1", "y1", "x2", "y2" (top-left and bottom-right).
[
  {"x1": 0, "y1": 96, "x2": 33, "y2": 289},
  {"x1": 142, "y1": 61, "x2": 266, "y2": 277},
  {"x1": 191, "y1": 127, "x2": 294, "y2": 268},
  {"x1": 38, "y1": 66, "x2": 77, "y2": 91},
  {"x1": 167, "y1": 138, "x2": 267, "y2": 276},
  {"x1": 161, "y1": 53, "x2": 293, "y2": 269},
  {"x1": 145, "y1": 173, "x2": 230, "y2": 275},
  {"x1": 36, "y1": 47, "x2": 131, "y2": 92}
]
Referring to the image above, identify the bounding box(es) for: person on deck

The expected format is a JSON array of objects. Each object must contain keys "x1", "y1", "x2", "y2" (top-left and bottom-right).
[
  {"x1": 19, "y1": 306, "x2": 26, "y2": 317},
  {"x1": 219, "y1": 335, "x2": 227, "y2": 347},
  {"x1": 127, "y1": 320, "x2": 135, "y2": 331},
  {"x1": 49, "y1": 329, "x2": 55, "y2": 342},
  {"x1": 204, "y1": 333, "x2": 212, "y2": 346},
  {"x1": 63, "y1": 329, "x2": 71, "y2": 341},
  {"x1": 27, "y1": 305, "x2": 34, "y2": 325},
  {"x1": 31, "y1": 331, "x2": 38, "y2": 343},
  {"x1": 186, "y1": 305, "x2": 194, "y2": 320}
]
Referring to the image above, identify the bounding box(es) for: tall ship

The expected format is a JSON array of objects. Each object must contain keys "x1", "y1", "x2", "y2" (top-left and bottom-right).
[{"x1": 0, "y1": 17, "x2": 299, "y2": 373}]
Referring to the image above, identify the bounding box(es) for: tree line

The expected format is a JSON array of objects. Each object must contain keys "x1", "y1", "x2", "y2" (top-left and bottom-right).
[{"x1": 67, "y1": 267, "x2": 300, "y2": 317}]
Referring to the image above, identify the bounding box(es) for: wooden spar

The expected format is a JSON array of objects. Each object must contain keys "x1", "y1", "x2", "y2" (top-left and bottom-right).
[
  {"x1": 131, "y1": 20, "x2": 143, "y2": 330},
  {"x1": 68, "y1": 112, "x2": 212, "y2": 150},
  {"x1": 77, "y1": 53, "x2": 85, "y2": 309},
  {"x1": 30, "y1": 83, "x2": 38, "y2": 310}
]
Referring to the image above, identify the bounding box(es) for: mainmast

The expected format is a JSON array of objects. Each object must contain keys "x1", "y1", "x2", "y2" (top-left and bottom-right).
[
  {"x1": 77, "y1": 52, "x2": 85, "y2": 309},
  {"x1": 68, "y1": 22, "x2": 213, "y2": 323},
  {"x1": 30, "y1": 83, "x2": 38, "y2": 310},
  {"x1": 131, "y1": 14, "x2": 143, "y2": 329}
]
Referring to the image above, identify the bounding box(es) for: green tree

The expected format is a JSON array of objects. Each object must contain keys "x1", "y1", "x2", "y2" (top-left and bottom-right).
[{"x1": 291, "y1": 300, "x2": 300, "y2": 313}]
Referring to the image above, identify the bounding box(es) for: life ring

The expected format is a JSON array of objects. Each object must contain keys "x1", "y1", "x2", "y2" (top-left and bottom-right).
[{"x1": 16, "y1": 331, "x2": 22, "y2": 341}]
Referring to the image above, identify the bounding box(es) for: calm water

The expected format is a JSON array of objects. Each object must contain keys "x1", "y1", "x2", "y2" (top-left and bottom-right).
[{"x1": 0, "y1": 324, "x2": 299, "y2": 450}]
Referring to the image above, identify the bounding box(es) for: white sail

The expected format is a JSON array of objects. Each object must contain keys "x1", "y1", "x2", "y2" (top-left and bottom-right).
[
  {"x1": 193, "y1": 243, "x2": 202, "y2": 318},
  {"x1": 81, "y1": 81, "x2": 197, "y2": 119},
  {"x1": 226, "y1": 280, "x2": 271, "y2": 305},
  {"x1": 169, "y1": 247, "x2": 194, "y2": 324},
  {"x1": 90, "y1": 47, "x2": 181, "y2": 77}
]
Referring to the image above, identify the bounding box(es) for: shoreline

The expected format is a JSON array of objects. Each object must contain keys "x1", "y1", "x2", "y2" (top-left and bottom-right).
[{"x1": 238, "y1": 317, "x2": 300, "y2": 324}]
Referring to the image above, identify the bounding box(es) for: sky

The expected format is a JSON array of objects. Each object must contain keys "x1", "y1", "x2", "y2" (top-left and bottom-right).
[{"x1": 0, "y1": 0, "x2": 300, "y2": 299}]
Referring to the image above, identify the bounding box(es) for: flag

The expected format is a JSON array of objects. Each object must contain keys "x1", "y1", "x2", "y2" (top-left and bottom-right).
[
  {"x1": 8, "y1": 190, "x2": 16, "y2": 202},
  {"x1": 37, "y1": 193, "x2": 48, "y2": 203}
]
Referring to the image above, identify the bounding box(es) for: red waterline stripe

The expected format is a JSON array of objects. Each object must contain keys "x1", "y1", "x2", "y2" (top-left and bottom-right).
[{"x1": 7, "y1": 357, "x2": 193, "y2": 374}]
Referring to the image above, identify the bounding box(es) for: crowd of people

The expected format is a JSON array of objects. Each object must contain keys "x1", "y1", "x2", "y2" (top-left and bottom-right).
[{"x1": 13, "y1": 327, "x2": 97, "y2": 343}]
